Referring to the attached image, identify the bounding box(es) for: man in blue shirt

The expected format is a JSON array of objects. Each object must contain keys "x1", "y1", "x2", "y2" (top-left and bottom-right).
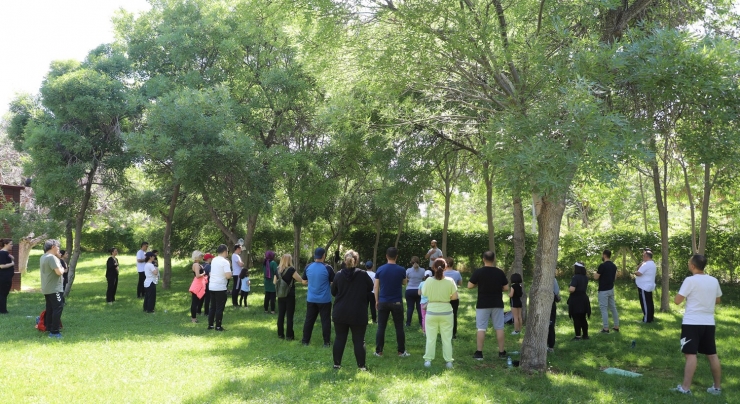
[
  {"x1": 301, "y1": 247, "x2": 335, "y2": 347},
  {"x1": 374, "y1": 247, "x2": 410, "y2": 357}
]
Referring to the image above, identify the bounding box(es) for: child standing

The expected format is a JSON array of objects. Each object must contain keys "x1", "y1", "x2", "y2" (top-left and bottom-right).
[
  {"x1": 418, "y1": 270, "x2": 433, "y2": 336},
  {"x1": 239, "y1": 270, "x2": 250, "y2": 307},
  {"x1": 508, "y1": 273, "x2": 524, "y2": 335}
]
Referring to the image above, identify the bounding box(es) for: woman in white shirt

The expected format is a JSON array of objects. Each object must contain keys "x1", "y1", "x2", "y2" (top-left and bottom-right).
[{"x1": 143, "y1": 252, "x2": 158, "y2": 313}]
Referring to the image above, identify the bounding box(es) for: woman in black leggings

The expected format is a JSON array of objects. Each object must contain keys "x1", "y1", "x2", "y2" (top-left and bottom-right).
[
  {"x1": 567, "y1": 262, "x2": 591, "y2": 340},
  {"x1": 190, "y1": 251, "x2": 207, "y2": 323},
  {"x1": 105, "y1": 247, "x2": 119, "y2": 304}
]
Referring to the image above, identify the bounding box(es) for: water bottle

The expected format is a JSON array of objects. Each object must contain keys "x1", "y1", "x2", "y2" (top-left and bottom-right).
[
  {"x1": 507, "y1": 356, "x2": 512, "y2": 368},
  {"x1": 631, "y1": 340, "x2": 636, "y2": 349}
]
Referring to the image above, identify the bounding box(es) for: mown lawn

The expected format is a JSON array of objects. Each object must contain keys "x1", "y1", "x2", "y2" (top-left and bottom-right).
[{"x1": 1, "y1": 251, "x2": 737, "y2": 403}]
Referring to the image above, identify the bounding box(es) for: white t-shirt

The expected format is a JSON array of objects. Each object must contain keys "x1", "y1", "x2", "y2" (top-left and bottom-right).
[
  {"x1": 144, "y1": 263, "x2": 158, "y2": 287},
  {"x1": 136, "y1": 249, "x2": 146, "y2": 273},
  {"x1": 427, "y1": 248, "x2": 443, "y2": 268},
  {"x1": 366, "y1": 271, "x2": 376, "y2": 282},
  {"x1": 678, "y1": 274, "x2": 722, "y2": 325},
  {"x1": 210, "y1": 256, "x2": 231, "y2": 291},
  {"x1": 635, "y1": 260, "x2": 656, "y2": 292},
  {"x1": 231, "y1": 253, "x2": 242, "y2": 277}
]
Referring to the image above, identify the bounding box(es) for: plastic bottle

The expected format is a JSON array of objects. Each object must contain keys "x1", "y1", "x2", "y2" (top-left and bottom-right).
[{"x1": 507, "y1": 356, "x2": 512, "y2": 368}]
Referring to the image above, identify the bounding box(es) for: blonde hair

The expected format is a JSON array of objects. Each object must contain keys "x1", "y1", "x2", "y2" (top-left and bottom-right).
[
  {"x1": 191, "y1": 250, "x2": 203, "y2": 261},
  {"x1": 344, "y1": 249, "x2": 359, "y2": 268},
  {"x1": 278, "y1": 254, "x2": 293, "y2": 272}
]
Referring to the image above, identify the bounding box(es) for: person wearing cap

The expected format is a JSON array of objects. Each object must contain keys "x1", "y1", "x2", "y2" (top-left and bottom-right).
[
  {"x1": 301, "y1": 247, "x2": 335, "y2": 347},
  {"x1": 364, "y1": 261, "x2": 377, "y2": 324},
  {"x1": 424, "y1": 240, "x2": 443, "y2": 271},
  {"x1": 635, "y1": 249, "x2": 657, "y2": 323},
  {"x1": 567, "y1": 262, "x2": 591, "y2": 340},
  {"x1": 208, "y1": 245, "x2": 232, "y2": 331},
  {"x1": 142, "y1": 251, "x2": 159, "y2": 313},
  {"x1": 136, "y1": 241, "x2": 149, "y2": 298}
]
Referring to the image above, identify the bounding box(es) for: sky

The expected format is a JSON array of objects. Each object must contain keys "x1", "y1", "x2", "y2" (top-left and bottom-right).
[{"x1": 0, "y1": 0, "x2": 151, "y2": 117}]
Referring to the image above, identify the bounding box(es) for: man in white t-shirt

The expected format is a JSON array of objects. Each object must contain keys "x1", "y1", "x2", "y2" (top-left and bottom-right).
[
  {"x1": 672, "y1": 254, "x2": 722, "y2": 396},
  {"x1": 424, "y1": 240, "x2": 443, "y2": 270},
  {"x1": 136, "y1": 242, "x2": 149, "y2": 298},
  {"x1": 635, "y1": 249, "x2": 656, "y2": 323},
  {"x1": 208, "y1": 244, "x2": 232, "y2": 331},
  {"x1": 231, "y1": 245, "x2": 244, "y2": 307}
]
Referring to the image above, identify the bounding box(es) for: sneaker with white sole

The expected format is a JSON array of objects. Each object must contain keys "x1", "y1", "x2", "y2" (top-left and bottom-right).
[
  {"x1": 473, "y1": 351, "x2": 483, "y2": 360},
  {"x1": 373, "y1": 352, "x2": 383, "y2": 357},
  {"x1": 424, "y1": 361, "x2": 431, "y2": 368},
  {"x1": 511, "y1": 331, "x2": 520, "y2": 335},
  {"x1": 398, "y1": 351, "x2": 411, "y2": 357},
  {"x1": 445, "y1": 362, "x2": 454, "y2": 369},
  {"x1": 706, "y1": 386, "x2": 721, "y2": 396},
  {"x1": 671, "y1": 385, "x2": 691, "y2": 395}
]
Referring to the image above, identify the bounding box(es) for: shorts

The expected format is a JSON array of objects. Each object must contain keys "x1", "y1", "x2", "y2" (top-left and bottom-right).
[
  {"x1": 680, "y1": 324, "x2": 716, "y2": 355},
  {"x1": 511, "y1": 298, "x2": 522, "y2": 308},
  {"x1": 476, "y1": 308, "x2": 504, "y2": 331}
]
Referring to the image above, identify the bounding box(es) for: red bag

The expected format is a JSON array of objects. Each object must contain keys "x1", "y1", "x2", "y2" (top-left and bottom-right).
[{"x1": 35, "y1": 310, "x2": 63, "y2": 332}]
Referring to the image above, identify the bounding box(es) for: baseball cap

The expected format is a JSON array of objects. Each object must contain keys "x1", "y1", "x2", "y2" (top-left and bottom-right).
[
  {"x1": 203, "y1": 253, "x2": 215, "y2": 260},
  {"x1": 314, "y1": 247, "x2": 326, "y2": 259}
]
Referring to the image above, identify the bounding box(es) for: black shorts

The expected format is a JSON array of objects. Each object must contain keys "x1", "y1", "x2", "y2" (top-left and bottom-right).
[{"x1": 680, "y1": 324, "x2": 716, "y2": 355}]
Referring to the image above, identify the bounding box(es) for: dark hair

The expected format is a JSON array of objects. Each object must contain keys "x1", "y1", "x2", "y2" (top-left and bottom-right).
[
  {"x1": 603, "y1": 249, "x2": 612, "y2": 258},
  {"x1": 690, "y1": 254, "x2": 707, "y2": 271},
  {"x1": 59, "y1": 250, "x2": 66, "y2": 256},
  {"x1": 145, "y1": 251, "x2": 156, "y2": 261},
  {"x1": 444, "y1": 256, "x2": 454, "y2": 268},
  {"x1": 216, "y1": 244, "x2": 228, "y2": 254},
  {"x1": 643, "y1": 250, "x2": 653, "y2": 259},
  {"x1": 386, "y1": 247, "x2": 398, "y2": 259},
  {"x1": 482, "y1": 250, "x2": 495, "y2": 263},
  {"x1": 511, "y1": 273, "x2": 523, "y2": 284},
  {"x1": 233, "y1": 244, "x2": 242, "y2": 252},
  {"x1": 0, "y1": 238, "x2": 11, "y2": 248},
  {"x1": 574, "y1": 262, "x2": 586, "y2": 276},
  {"x1": 141, "y1": 241, "x2": 149, "y2": 247},
  {"x1": 108, "y1": 247, "x2": 117, "y2": 254},
  {"x1": 433, "y1": 258, "x2": 446, "y2": 280}
]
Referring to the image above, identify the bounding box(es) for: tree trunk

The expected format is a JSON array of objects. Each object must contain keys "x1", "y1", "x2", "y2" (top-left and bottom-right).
[
  {"x1": 373, "y1": 216, "x2": 382, "y2": 269},
  {"x1": 65, "y1": 162, "x2": 98, "y2": 297},
  {"x1": 64, "y1": 220, "x2": 73, "y2": 258},
  {"x1": 441, "y1": 176, "x2": 451, "y2": 256},
  {"x1": 18, "y1": 235, "x2": 44, "y2": 273},
  {"x1": 511, "y1": 193, "x2": 526, "y2": 275},
  {"x1": 161, "y1": 182, "x2": 180, "y2": 290},
  {"x1": 293, "y1": 221, "x2": 302, "y2": 271},
  {"x1": 639, "y1": 174, "x2": 648, "y2": 234},
  {"x1": 680, "y1": 160, "x2": 697, "y2": 253},
  {"x1": 484, "y1": 161, "x2": 496, "y2": 259},
  {"x1": 394, "y1": 204, "x2": 408, "y2": 249},
  {"x1": 244, "y1": 213, "x2": 258, "y2": 269},
  {"x1": 651, "y1": 148, "x2": 671, "y2": 312},
  {"x1": 697, "y1": 164, "x2": 712, "y2": 255},
  {"x1": 521, "y1": 193, "x2": 566, "y2": 372}
]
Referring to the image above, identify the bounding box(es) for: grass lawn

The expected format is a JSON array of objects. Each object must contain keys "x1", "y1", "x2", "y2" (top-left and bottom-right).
[{"x1": 1, "y1": 251, "x2": 737, "y2": 403}]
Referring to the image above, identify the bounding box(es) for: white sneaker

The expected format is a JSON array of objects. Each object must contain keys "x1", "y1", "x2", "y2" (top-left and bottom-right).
[
  {"x1": 398, "y1": 351, "x2": 411, "y2": 357},
  {"x1": 671, "y1": 385, "x2": 691, "y2": 395},
  {"x1": 445, "y1": 362, "x2": 454, "y2": 369},
  {"x1": 424, "y1": 361, "x2": 431, "y2": 368},
  {"x1": 706, "y1": 386, "x2": 721, "y2": 396},
  {"x1": 511, "y1": 331, "x2": 520, "y2": 335}
]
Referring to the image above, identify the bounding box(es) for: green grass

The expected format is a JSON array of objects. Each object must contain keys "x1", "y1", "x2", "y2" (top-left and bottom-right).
[{"x1": 1, "y1": 251, "x2": 737, "y2": 403}]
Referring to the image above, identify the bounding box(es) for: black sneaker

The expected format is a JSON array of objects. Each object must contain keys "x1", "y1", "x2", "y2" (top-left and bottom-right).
[
  {"x1": 323, "y1": 343, "x2": 331, "y2": 348},
  {"x1": 612, "y1": 328, "x2": 620, "y2": 332},
  {"x1": 498, "y1": 351, "x2": 507, "y2": 359},
  {"x1": 600, "y1": 329, "x2": 609, "y2": 334},
  {"x1": 473, "y1": 351, "x2": 484, "y2": 360},
  {"x1": 215, "y1": 326, "x2": 226, "y2": 331},
  {"x1": 582, "y1": 335, "x2": 590, "y2": 340},
  {"x1": 207, "y1": 326, "x2": 214, "y2": 330}
]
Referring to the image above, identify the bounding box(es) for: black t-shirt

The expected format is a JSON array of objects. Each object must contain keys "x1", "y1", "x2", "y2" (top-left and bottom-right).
[
  {"x1": 331, "y1": 268, "x2": 374, "y2": 324},
  {"x1": 596, "y1": 261, "x2": 617, "y2": 291},
  {"x1": 511, "y1": 283, "x2": 523, "y2": 299},
  {"x1": 0, "y1": 250, "x2": 14, "y2": 282},
  {"x1": 468, "y1": 266, "x2": 509, "y2": 309},
  {"x1": 569, "y1": 274, "x2": 588, "y2": 293},
  {"x1": 279, "y1": 267, "x2": 297, "y2": 296},
  {"x1": 106, "y1": 256, "x2": 119, "y2": 278}
]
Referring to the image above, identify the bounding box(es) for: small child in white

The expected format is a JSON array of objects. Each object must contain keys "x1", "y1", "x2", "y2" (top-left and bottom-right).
[
  {"x1": 418, "y1": 270, "x2": 433, "y2": 336},
  {"x1": 239, "y1": 272, "x2": 251, "y2": 307},
  {"x1": 672, "y1": 254, "x2": 722, "y2": 396}
]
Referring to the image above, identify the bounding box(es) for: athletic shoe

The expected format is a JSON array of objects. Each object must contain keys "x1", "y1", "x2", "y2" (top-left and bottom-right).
[
  {"x1": 600, "y1": 329, "x2": 609, "y2": 334},
  {"x1": 452, "y1": 335, "x2": 457, "y2": 340},
  {"x1": 546, "y1": 347, "x2": 555, "y2": 353},
  {"x1": 215, "y1": 326, "x2": 226, "y2": 331},
  {"x1": 671, "y1": 385, "x2": 691, "y2": 395},
  {"x1": 498, "y1": 351, "x2": 507, "y2": 359},
  {"x1": 374, "y1": 352, "x2": 383, "y2": 357},
  {"x1": 582, "y1": 336, "x2": 590, "y2": 340},
  {"x1": 473, "y1": 351, "x2": 484, "y2": 360},
  {"x1": 301, "y1": 342, "x2": 309, "y2": 346},
  {"x1": 445, "y1": 362, "x2": 454, "y2": 369},
  {"x1": 706, "y1": 386, "x2": 721, "y2": 396},
  {"x1": 323, "y1": 343, "x2": 331, "y2": 348},
  {"x1": 48, "y1": 333, "x2": 62, "y2": 339},
  {"x1": 207, "y1": 326, "x2": 214, "y2": 330},
  {"x1": 358, "y1": 367, "x2": 368, "y2": 372},
  {"x1": 511, "y1": 331, "x2": 520, "y2": 335},
  {"x1": 571, "y1": 337, "x2": 582, "y2": 341},
  {"x1": 424, "y1": 361, "x2": 431, "y2": 368},
  {"x1": 333, "y1": 365, "x2": 341, "y2": 370},
  {"x1": 612, "y1": 327, "x2": 620, "y2": 332},
  {"x1": 398, "y1": 351, "x2": 411, "y2": 357}
]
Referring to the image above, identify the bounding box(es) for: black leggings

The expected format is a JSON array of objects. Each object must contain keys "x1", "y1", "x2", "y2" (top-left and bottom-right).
[
  {"x1": 143, "y1": 283, "x2": 156, "y2": 312},
  {"x1": 190, "y1": 293, "x2": 203, "y2": 319},
  {"x1": 450, "y1": 299, "x2": 460, "y2": 337},
  {"x1": 367, "y1": 292, "x2": 376, "y2": 323},
  {"x1": 333, "y1": 322, "x2": 367, "y2": 368},
  {"x1": 0, "y1": 279, "x2": 12, "y2": 313},
  {"x1": 548, "y1": 301, "x2": 557, "y2": 348},
  {"x1": 106, "y1": 275, "x2": 118, "y2": 303},
  {"x1": 137, "y1": 272, "x2": 146, "y2": 297},
  {"x1": 572, "y1": 313, "x2": 588, "y2": 337},
  {"x1": 239, "y1": 291, "x2": 249, "y2": 306},
  {"x1": 405, "y1": 288, "x2": 421, "y2": 326},
  {"x1": 264, "y1": 291, "x2": 276, "y2": 312},
  {"x1": 277, "y1": 294, "x2": 296, "y2": 339}
]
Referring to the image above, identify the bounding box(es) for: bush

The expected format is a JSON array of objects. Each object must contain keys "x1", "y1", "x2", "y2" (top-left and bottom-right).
[{"x1": 80, "y1": 227, "x2": 137, "y2": 253}]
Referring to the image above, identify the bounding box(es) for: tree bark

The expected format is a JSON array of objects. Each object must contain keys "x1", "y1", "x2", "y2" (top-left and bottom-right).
[
  {"x1": 511, "y1": 193, "x2": 526, "y2": 275},
  {"x1": 650, "y1": 137, "x2": 671, "y2": 312},
  {"x1": 244, "y1": 213, "x2": 258, "y2": 269},
  {"x1": 293, "y1": 221, "x2": 302, "y2": 271},
  {"x1": 65, "y1": 161, "x2": 98, "y2": 297},
  {"x1": 521, "y1": 194, "x2": 566, "y2": 372},
  {"x1": 484, "y1": 161, "x2": 496, "y2": 259},
  {"x1": 161, "y1": 182, "x2": 180, "y2": 290},
  {"x1": 442, "y1": 175, "x2": 451, "y2": 256},
  {"x1": 394, "y1": 203, "x2": 408, "y2": 249},
  {"x1": 679, "y1": 159, "x2": 697, "y2": 253},
  {"x1": 639, "y1": 173, "x2": 648, "y2": 234},
  {"x1": 64, "y1": 220, "x2": 73, "y2": 259},
  {"x1": 698, "y1": 164, "x2": 712, "y2": 255},
  {"x1": 373, "y1": 216, "x2": 382, "y2": 269}
]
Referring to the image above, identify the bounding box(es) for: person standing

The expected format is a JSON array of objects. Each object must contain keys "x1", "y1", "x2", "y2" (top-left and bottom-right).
[
  {"x1": 40, "y1": 239, "x2": 64, "y2": 338},
  {"x1": 443, "y1": 257, "x2": 463, "y2": 339},
  {"x1": 568, "y1": 262, "x2": 591, "y2": 340},
  {"x1": 374, "y1": 247, "x2": 410, "y2": 357},
  {"x1": 405, "y1": 256, "x2": 424, "y2": 328},
  {"x1": 594, "y1": 249, "x2": 620, "y2": 333},
  {"x1": 301, "y1": 247, "x2": 335, "y2": 347},
  {"x1": 467, "y1": 251, "x2": 509, "y2": 360},
  {"x1": 275, "y1": 253, "x2": 302, "y2": 340},
  {"x1": 331, "y1": 250, "x2": 374, "y2": 370},
  {"x1": 142, "y1": 252, "x2": 158, "y2": 313},
  {"x1": 424, "y1": 240, "x2": 443, "y2": 271},
  {"x1": 136, "y1": 241, "x2": 149, "y2": 298},
  {"x1": 671, "y1": 254, "x2": 723, "y2": 396},
  {"x1": 364, "y1": 261, "x2": 377, "y2": 324},
  {"x1": 59, "y1": 250, "x2": 69, "y2": 292},
  {"x1": 547, "y1": 277, "x2": 561, "y2": 353},
  {"x1": 231, "y1": 245, "x2": 244, "y2": 307},
  {"x1": 105, "y1": 247, "x2": 119, "y2": 304},
  {"x1": 263, "y1": 250, "x2": 277, "y2": 314},
  {"x1": 201, "y1": 253, "x2": 214, "y2": 315},
  {"x1": 190, "y1": 251, "x2": 207, "y2": 323},
  {"x1": 208, "y1": 244, "x2": 232, "y2": 331},
  {"x1": 635, "y1": 249, "x2": 656, "y2": 323},
  {"x1": 0, "y1": 238, "x2": 16, "y2": 314},
  {"x1": 422, "y1": 258, "x2": 458, "y2": 369}
]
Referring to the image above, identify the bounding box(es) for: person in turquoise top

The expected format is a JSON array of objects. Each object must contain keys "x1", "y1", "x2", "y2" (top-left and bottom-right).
[{"x1": 263, "y1": 251, "x2": 278, "y2": 314}]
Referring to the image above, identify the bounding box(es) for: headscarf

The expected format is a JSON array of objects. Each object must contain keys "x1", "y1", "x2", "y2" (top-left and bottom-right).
[{"x1": 264, "y1": 250, "x2": 275, "y2": 279}]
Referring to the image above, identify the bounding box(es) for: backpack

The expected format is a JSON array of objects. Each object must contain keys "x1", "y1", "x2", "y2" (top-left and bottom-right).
[
  {"x1": 276, "y1": 268, "x2": 294, "y2": 299},
  {"x1": 35, "y1": 310, "x2": 63, "y2": 332}
]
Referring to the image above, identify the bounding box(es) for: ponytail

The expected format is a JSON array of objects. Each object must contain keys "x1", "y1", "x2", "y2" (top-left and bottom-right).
[
  {"x1": 433, "y1": 258, "x2": 446, "y2": 280},
  {"x1": 344, "y1": 250, "x2": 358, "y2": 269},
  {"x1": 0, "y1": 238, "x2": 10, "y2": 248}
]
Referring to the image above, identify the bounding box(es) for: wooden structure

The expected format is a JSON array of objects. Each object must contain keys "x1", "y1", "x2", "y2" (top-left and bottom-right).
[{"x1": 1, "y1": 184, "x2": 24, "y2": 291}]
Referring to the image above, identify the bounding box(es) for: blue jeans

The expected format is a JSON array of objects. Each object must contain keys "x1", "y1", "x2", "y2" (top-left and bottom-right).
[{"x1": 375, "y1": 301, "x2": 405, "y2": 354}]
